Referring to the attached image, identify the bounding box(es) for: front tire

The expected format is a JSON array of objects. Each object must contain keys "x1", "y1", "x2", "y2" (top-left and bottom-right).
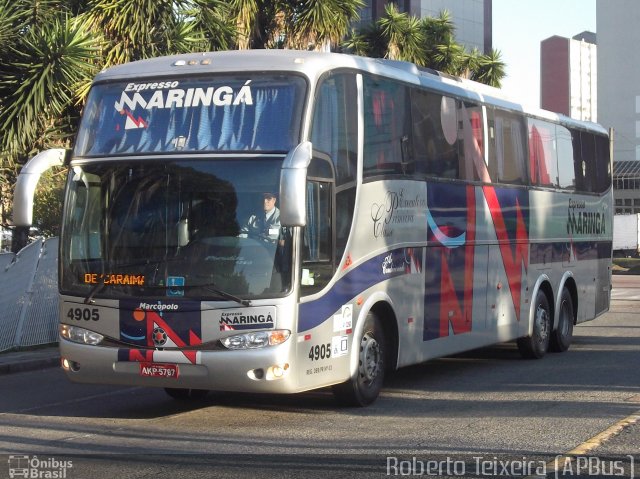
[
  {"x1": 517, "y1": 290, "x2": 551, "y2": 359},
  {"x1": 332, "y1": 312, "x2": 386, "y2": 407},
  {"x1": 550, "y1": 288, "x2": 574, "y2": 353}
]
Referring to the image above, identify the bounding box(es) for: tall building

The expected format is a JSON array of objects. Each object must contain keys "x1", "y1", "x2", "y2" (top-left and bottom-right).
[
  {"x1": 360, "y1": 0, "x2": 492, "y2": 54},
  {"x1": 540, "y1": 32, "x2": 597, "y2": 122},
  {"x1": 597, "y1": 0, "x2": 640, "y2": 162}
]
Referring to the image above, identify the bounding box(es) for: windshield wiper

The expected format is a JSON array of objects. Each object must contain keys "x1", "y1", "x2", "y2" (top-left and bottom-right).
[
  {"x1": 138, "y1": 283, "x2": 251, "y2": 307},
  {"x1": 207, "y1": 286, "x2": 251, "y2": 307},
  {"x1": 84, "y1": 282, "x2": 106, "y2": 304},
  {"x1": 188, "y1": 284, "x2": 251, "y2": 307}
]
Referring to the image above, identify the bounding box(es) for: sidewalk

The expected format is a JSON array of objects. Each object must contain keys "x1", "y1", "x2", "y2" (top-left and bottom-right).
[{"x1": 0, "y1": 344, "x2": 59, "y2": 375}]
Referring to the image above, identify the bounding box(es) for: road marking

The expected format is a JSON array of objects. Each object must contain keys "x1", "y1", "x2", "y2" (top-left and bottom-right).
[
  {"x1": 526, "y1": 409, "x2": 640, "y2": 479},
  {"x1": 565, "y1": 410, "x2": 640, "y2": 455}
]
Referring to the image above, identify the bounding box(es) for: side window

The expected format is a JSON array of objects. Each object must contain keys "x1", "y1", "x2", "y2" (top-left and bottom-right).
[
  {"x1": 335, "y1": 187, "x2": 355, "y2": 265},
  {"x1": 411, "y1": 89, "x2": 460, "y2": 179},
  {"x1": 556, "y1": 125, "x2": 575, "y2": 189},
  {"x1": 594, "y1": 133, "x2": 611, "y2": 193},
  {"x1": 363, "y1": 76, "x2": 410, "y2": 177},
  {"x1": 311, "y1": 73, "x2": 358, "y2": 186},
  {"x1": 458, "y1": 101, "x2": 487, "y2": 181},
  {"x1": 529, "y1": 119, "x2": 558, "y2": 187},
  {"x1": 301, "y1": 179, "x2": 333, "y2": 296},
  {"x1": 487, "y1": 108, "x2": 527, "y2": 184},
  {"x1": 573, "y1": 130, "x2": 597, "y2": 193},
  {"x1": 67, "y1": 172, "x2": 103, "y2": 261},
  {"x1": 580, "y1": 132, "x2": 597, "y2": 193}
]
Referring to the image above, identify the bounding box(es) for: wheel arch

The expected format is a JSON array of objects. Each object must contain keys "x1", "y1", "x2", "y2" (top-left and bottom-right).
[
  {"x1": 353, "y1": 293, "x2": 399, "y2": 374},
  {"x1": 369, "y1": 301, "x2": 399, "y2": 372},
  {"x1": 557, "y1": 273, "x2": 578, "y2": 327},
  {"x1": 526, "y1": 274, "x2": 554, "y2": 337}
]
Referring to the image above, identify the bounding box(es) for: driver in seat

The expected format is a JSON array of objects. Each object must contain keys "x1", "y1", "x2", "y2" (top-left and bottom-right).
[{"x1": 240, "y1": 192, "x2": 281, "y2": 243}]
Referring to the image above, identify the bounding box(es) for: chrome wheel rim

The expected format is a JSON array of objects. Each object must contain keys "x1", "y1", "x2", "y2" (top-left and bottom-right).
[
  {"x1": 535, "y1": 304, "x2": 550, "y2": 344},
  {"x1": 360, "y1": 333, "x2": 381, "y2": 383}
]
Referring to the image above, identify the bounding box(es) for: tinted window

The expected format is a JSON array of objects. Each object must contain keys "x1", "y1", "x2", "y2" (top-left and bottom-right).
[
  {"x1": 363, "y1": 76, "x2": 411, "y2": 177},
  {"x1": 75, "y1": 75, "x2": 306, "y2": 156},
  {"x1": 573, "y1": 130, "x2": 598, "y2": 193},
  {"x1": 556, "y1": 125, "x2": 575, "y2": 189},
  {"x1": 529, "y1": 119, "x2": 558, "y2": 187},
  {"x1": 458, "y1": 101, "x2": 487, "y2": 182},
  {"x1": 487, "y1": 109, "x2": 527, "y2": 184},
  {"x1": 311, "y1": 73, "x2": 358, "y2": 185},
  {"x1": 595, "y1": 134, "x2": 611, "y2": 193},
  {"x1": 411, "y1": 89, "x2": 460, "y2": 179}
]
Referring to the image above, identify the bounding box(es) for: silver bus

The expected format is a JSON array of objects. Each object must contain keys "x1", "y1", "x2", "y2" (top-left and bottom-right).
[{"x1": 59, "y1": 50, "x2": 612, "y2": 406}]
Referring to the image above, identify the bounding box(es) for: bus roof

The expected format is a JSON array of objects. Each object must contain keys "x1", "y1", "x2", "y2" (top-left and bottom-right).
[{"x1": 94, "y1": 50, "x2": 607, "y2": 136}]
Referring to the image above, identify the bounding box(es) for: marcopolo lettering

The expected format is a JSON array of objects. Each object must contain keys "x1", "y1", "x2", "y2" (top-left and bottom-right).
[{"x1": 138, "y1": 302, "x2": 179, "y2": 312}]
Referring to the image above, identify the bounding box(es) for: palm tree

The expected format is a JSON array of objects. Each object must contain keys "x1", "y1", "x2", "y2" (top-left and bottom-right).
[
  {"x1": 0, "y1": 0, "x2": 100, "y2": 230},
  {"x1": 292, "y1": 0, "x2": 364, "y2": 51},
  {"x1": 0, "y1": 2, "x2": 100, "y2": 162},
  {"x1": 377, "y1": 3, "x2": 424, "y2": 64},
  {"x1": 229, "y1": 0, "x2": 261, "y2": 49},
  {"x1": 81, "y1": 0, "x2": 224, "y2": 67},
  {"x1": 228, "y1": 0, "x2": 291, "y2": 49},
  {"x1": 178, "y1": 0, "x2": 236, "y2": 52},
  {"x1": 344, "y1": 7, "x2": 505, "y2": 88},
  {"x1": 431, "y1": 37, "x2": 466, "y2": 75},
  {"x1": 472, "y1": 48, "x2": 506, "y2": 88}
]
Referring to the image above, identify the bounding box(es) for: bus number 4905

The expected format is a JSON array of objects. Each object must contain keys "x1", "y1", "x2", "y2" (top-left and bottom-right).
[
  {"x1": 309, "y1": 343, "x2": 331, "y2": 361},
  {"x1": 67, "y1": 308, "x2": 100, "y2": 321}
]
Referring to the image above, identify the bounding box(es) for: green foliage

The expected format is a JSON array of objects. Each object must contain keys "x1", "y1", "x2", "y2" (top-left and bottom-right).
[
  {"x1": 292, "y1": 0, "x2": 364, "y2": 51},
  {"x1": 0, "y1": 15, "x2": 100, "y2": 159},
  {"x1": 32, "y1": 167, "x2": 66, "y2": 237},
  {"x1": 472, "y1": 48, "x2": 507, "y2": 88},
  {"x1": 344, "y1": 8, "x2": 506, "y2": 88}
]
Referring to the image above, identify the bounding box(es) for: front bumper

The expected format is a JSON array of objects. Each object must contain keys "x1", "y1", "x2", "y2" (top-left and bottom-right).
[{"x1": 59, "y1": 337, "x2": 301, "y2": 394}]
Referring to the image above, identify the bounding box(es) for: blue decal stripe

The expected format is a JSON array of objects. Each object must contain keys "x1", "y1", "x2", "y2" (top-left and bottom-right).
[
  {"x1": 121, "y1": 332, "x2": 145, "y2": 341},
  {"x1": 298, "y1": 249, "x2": 416, "y2": 333},
  {"x1": 426, "y1": 209, "x2": 466, "y2": 248}
]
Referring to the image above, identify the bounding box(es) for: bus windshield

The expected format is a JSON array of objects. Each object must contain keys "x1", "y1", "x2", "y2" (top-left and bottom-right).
[
  {"x1": 74, "y1": 74, "x2": 306, "y2": 157},
  {"x1": 60, "y1": 159, "x2": 293, "y2": 301}
]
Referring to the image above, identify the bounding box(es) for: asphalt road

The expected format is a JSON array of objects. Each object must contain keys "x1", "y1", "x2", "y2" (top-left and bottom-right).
[{"x1": 1, "y1": 278, "x2": 639, "y2": 478}]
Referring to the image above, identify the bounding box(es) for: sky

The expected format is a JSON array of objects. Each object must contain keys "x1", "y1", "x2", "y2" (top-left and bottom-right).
[{"x1": 492, "y1": 0, "x2": 596, "y2": 108}]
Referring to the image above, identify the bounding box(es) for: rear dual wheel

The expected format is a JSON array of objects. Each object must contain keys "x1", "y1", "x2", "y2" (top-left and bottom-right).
[
  {"x1": 550, "y1": 288, "x2": 574, "y2": 353},
  {"x1": 517, "y1": 290, "x2": 551, "y2": 359},
  {"x1": 517, "y1": 287, "x2": 574, "y2": 359}
]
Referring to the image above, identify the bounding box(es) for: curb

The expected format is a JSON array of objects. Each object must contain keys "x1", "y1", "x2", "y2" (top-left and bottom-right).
[{"x1": 0, "y1": 348, "x2": 60, "y2": 376}]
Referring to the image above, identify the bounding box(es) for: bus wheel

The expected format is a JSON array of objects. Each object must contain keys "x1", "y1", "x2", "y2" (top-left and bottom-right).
[
  {"x1": 332, "y1": 312, "x2": 386, "y2": 407},
  {"x1": 550, "y1": 288, "x2": 574, "y2": 353},
  {"x1": 517, "y1": 290, "x2": 551, "y2": 359},
  {"x1": 164, "y1": 388, "x2": 209, "y2": 400}
]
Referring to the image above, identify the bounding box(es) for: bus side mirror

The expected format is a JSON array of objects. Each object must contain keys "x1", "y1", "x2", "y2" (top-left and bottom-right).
[{"x1": 279, "y1": 141, "x2": 312, "y2": 226}]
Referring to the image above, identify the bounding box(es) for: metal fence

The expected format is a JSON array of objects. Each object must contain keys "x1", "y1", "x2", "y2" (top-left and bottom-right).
[{"x1": 0, "y1": 238, "x2": 58, "y2": 352}]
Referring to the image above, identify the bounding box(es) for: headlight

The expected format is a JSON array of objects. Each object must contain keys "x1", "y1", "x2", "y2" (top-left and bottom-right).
[
  {"x1": 221, "y1": 330, "x2": 290, "y2": 350},
  {"x1": 60, "y1": 324, "x2": 104, "y2": 345}
]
